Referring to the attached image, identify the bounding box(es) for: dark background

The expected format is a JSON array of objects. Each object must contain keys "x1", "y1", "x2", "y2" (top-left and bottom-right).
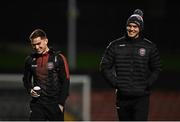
[
  {"x1": 0, "y1": 0, "x2": 179, "y2": 51},
  {"x1": 0, "y1": 0, "x2": 180, "y2": 120}
]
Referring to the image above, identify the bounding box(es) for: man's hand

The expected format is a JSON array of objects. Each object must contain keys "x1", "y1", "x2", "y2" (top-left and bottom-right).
[
  {"x1": 58, "y1": 104, "x2": 64, "y2": 112},
  {"x1": 30, "y1": 89, "x2": 40, "y2": 98}
]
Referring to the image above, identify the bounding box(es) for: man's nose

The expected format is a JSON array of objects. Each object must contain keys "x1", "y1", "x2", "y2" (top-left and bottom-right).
[{"x1": 35, "y1": 45, "x2": 39, "y2": 49}]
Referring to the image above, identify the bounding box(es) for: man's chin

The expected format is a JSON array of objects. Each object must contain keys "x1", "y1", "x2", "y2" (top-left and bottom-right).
[
  {"x1": 36, "y1": 51, "x2": 42, "y2": 54},
  {"x1": 128, "y1": 34, "x2": 137, "y2": 38},
  {"x1": 128, "y1": 34, "x2": 135, "y2": 37}
]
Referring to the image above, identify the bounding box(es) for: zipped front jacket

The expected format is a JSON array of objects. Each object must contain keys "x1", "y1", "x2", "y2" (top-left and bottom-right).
[
  {"x1": 22, "y1": 48, "x2": 70, "y2": 106},
  {"x1": 100, "y1": 36, "x2": 162, "y2": 96}
]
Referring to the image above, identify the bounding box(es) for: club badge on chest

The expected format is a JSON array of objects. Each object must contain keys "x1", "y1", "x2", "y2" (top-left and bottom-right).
[
  {"x1": 139, "y1": 48, "x2": 146, "y2": 56},
  {"x1": 47, "y1": 62, "x2": 54, "y2": 70}
]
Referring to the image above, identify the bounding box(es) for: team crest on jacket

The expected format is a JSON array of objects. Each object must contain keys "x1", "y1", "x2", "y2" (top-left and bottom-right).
[
  {"x1": 139, "y1": 48, "x2": 146, "y2": 56},
  {"x1": 47, "y1": 62, "x2": 54, "y2": 70}
]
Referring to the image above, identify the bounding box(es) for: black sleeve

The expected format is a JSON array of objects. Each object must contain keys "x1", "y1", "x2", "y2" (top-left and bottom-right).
[
  {"x1": 100, "y1": 42, "x2": 119, "y2": 88},
  {"x1": 147, "y1": 44, "x2": 162, "y2": 87},
  {"x1": 22, "y1": 56, "x2": 33, "y2": 94},
  {"x1": 57, "y1": 53, "x2": 70, "y2": 106}
]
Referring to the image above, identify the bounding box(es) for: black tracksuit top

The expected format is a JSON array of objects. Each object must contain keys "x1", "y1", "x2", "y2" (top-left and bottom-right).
[
  {"x1": 23, "y1": 49, "x2": 70, "y2": 105},
  {"x1": 100, "y1": 36, "x2": 162, "y2": 96}
]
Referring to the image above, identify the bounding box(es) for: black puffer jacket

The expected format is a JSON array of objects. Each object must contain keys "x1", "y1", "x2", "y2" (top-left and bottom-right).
[{"x1": 100, "y1": 36, "x2": 162, "y2": 96}]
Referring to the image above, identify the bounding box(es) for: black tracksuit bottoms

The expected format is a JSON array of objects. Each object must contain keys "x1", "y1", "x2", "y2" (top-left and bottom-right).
[
  {"x1": 116, "y1": 95, "x2": 150, "y2": 121},
  {"x1": 29, "y1": 101, "x2": 64, "y2": 121}
]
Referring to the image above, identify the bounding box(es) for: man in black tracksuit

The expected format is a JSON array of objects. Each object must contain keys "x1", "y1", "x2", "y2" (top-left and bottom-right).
[
  {"x1": 22, "y1": 29, "x2": 70, "y2": 121},
  {"x1": 100, "y1": 9, "x2": 162, "y2": 121}
]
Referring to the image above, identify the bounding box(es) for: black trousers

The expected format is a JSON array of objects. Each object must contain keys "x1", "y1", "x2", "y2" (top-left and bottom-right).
[
  {"x1": 29, "y1": 101, "x2": 64, "y2": 121},
  {"x1": 116, "y1": 95, "x2": 150, "y2": 121}
]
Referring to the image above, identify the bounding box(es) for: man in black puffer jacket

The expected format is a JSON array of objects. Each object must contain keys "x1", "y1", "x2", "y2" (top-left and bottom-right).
[
  {"x1": 23, "y1": 29, "x2": 70, "y2": 121},
  {"x1": 100, "y1": 9, "x2": 162, "y2": 121}
]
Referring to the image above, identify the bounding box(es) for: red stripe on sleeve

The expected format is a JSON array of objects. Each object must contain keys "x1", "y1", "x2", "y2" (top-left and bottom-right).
[{"x1": 59, "y1": 54, "x2": 70, "y2": 80}]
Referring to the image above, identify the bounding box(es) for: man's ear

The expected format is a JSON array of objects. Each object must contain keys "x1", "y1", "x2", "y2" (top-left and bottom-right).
[{"x1": 45, "y1": 39, "x2": 48, "y2": 44}]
